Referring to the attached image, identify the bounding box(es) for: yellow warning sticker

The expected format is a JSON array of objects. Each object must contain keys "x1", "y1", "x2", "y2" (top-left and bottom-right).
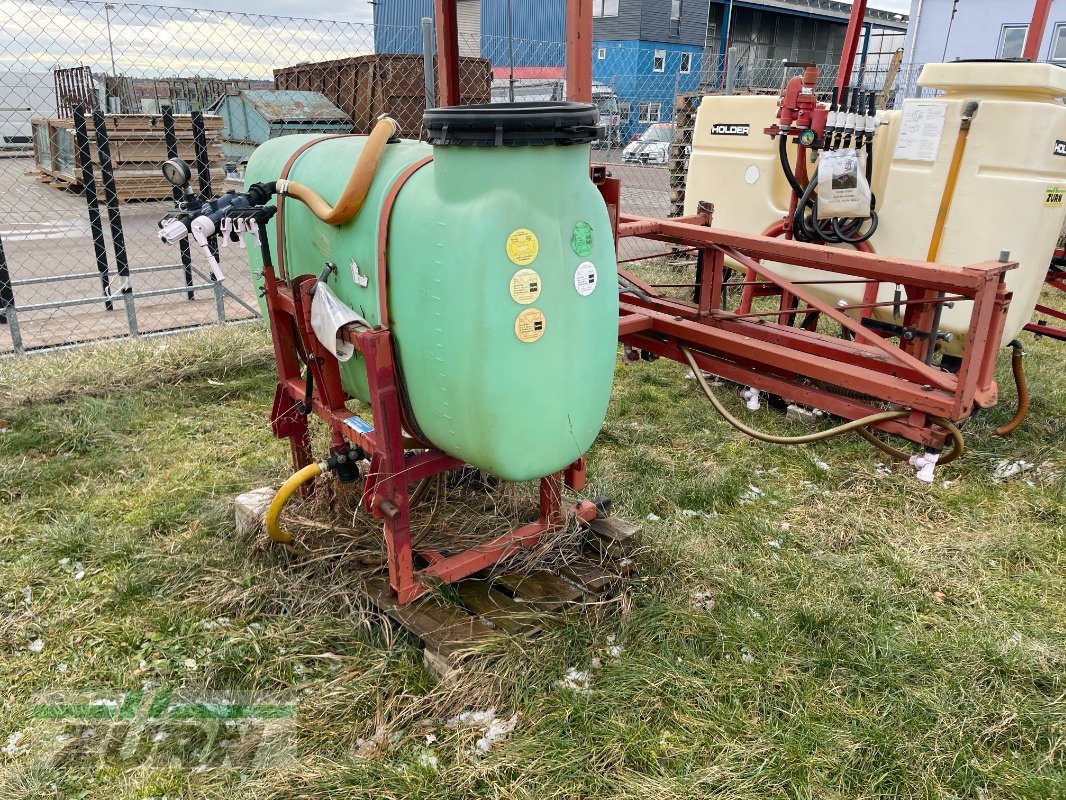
[
  {"x1": 514, "y1": 308, "x2": 546, "y2": 343},
  {"x1": 509, "y1": 268, "x2": 541, "y2": 304},
  {"x1": 1046, "y1": 187, "x2": 1065, "y2": 207},
  {"x1": 506, "y1": 228, "x2": 539, "y2": 265}
]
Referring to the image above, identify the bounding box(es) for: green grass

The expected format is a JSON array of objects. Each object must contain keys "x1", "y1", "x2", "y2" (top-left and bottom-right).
[{"x1": 0, "y1": 321, "x2": 1063, "y2": 800}]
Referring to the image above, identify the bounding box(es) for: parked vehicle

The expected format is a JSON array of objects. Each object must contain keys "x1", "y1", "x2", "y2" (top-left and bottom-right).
[
  {"x1": 622, "y1": 122, "x2": 674, "y2": 164},
  {"x1": 490, "y1": 78, "x2": 621, "y2": 147}
]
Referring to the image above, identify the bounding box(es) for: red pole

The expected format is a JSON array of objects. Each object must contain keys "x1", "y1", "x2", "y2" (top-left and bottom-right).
[
  {"x1": 1024, "y1": 0, "x2": 1053, "y2": 61},
  {"x1": 566, "y1": 0, "x2": 593, "y2": 102},
  {"x1": 434, "y1": 0, "x2": 460, "y2": 107},
  {"x1": 836, "y1": 0, "x2": 868, "y2": 95}
]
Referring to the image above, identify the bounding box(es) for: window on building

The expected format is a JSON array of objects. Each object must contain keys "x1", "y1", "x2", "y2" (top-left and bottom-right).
[
  {"x1": 638, "y1": 102, "x2": 662, "y2": 123},
  {"x1": 653, "y1": 49, "x2": 666, "y2": 72},
  {"x1": 679, "y1": 52, "x2": 692, "y2": 74},
  {"x1": 618, "y1": 101, "x2": 631, "y2": 124},
  {"x1": 592, "y1": 0, "x2": 619, "y2": 18},
  {"x1": 670, "y1": 0, "x2": 682, "y2": 36},
  {"x1": 1051, "y1": 23, "x2": 1066, "y2": 61},
  {"x1": 597, "y1": 47, "x2": 607, "y2": 60},
  {"x1": 998, "y1": 24, "x2": 1028, "y2": 59}
]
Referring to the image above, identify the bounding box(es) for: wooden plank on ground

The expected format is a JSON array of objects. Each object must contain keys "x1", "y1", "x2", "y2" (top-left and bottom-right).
[
  {"x1": 454, "y1": 579, "x2": 543, "y2": 635},
  {"x1": 493, "y1": 570, "x2": 585, "y2": 612},
  {"x1": 362, "y1": 575, "x2": 497, "y2": 659},
  {"x1": 584, "y1": 516, "x2": 642, "y2": 560},
  {"x1": 559, "y1": 557, "x2": 625, "y2": 595}
]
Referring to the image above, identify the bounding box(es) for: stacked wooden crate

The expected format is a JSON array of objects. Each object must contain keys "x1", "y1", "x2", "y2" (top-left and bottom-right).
[
  {"x1": 30, "y1": 114, "x2": 224, "y2": 201},
  {"x1": 275, "y1": 54, "x2": 493, "y2": 139},
  {"x1": 668, "y1": 93, "x2": 699, "y2": 218}
]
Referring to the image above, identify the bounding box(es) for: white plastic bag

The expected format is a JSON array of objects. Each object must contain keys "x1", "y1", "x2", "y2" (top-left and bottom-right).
[
  {"x1": 310, "y1": 282, "x2": 368, "y2": 362},
  {"x1": 817, "y1": 148, "x2": 871, "y2": 220}
]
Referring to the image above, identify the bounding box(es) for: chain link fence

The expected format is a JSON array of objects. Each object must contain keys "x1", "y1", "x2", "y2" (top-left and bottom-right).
[{"x1": 1, "y1": 0, "x2": 929, "y2": 355}]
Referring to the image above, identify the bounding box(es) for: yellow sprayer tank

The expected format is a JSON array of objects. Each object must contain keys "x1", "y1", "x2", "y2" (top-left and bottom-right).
[{"x1": 683, "y1": 62, "x2": 1066, "y2": 354}]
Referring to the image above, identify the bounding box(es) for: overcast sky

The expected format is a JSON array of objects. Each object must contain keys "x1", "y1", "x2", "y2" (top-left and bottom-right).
[
  {"x1": 72, "y1": 0, "x2": 913, "y2": 25},
  {"x1": 3, "y1": 0, "x2": 913, "y2": 81}
]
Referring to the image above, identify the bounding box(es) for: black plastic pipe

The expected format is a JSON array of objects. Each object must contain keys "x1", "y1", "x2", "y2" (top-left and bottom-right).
[
  {"x1": 0, "y1": 230, "x2": 12, "y2": 324},
  {"x1": 191, "y1": 111, "x2": 213, "y2": 200},
  {"x1": 72, "y1": 105, "x2": 113, "y2": 311},
  {"x1": 91, "y1": 109, "x2": 130, "y2": 287},
  {"x1": 191, "y1": 111, "x2": 218, "y2": 264},
  {"x1": 162, "y1": 106, "x2": 194, "y2": 300}
]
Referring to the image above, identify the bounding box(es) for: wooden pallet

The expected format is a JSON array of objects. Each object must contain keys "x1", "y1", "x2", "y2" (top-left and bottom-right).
[{"x1": 362, "y1": 515, "x2": 641, "y2": 681}]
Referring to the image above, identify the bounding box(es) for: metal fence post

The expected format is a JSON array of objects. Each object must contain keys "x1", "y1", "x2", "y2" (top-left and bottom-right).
[
  {"x1": 72, "y1": 104, "x2": 113, "y2": 312},
  {"x1": 725, "y1": 46, "x2": 737, "y2": 95},
  {"x1": 0, "y1": 230, "x2": 13, "y2": 326},
  {"x1": 422, "y1": 17, "x2": 436, "y2": 109},
  {"x1": 162, "y1": 106, "x2": 195, "y2": 300},
  {"x1": 191, "y1": 111, "x2": 225, "y2": 323},
  {"x1": 191, "y1": 111, "x2": 213, "y2": 201},
  {"x1": 91, "y1": 107, "x2": 138, "y2": 336}
]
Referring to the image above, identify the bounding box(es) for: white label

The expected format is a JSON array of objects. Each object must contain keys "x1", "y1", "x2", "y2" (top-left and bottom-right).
[
  {"x1": 744, "y1": 164, "x2": 760, "y2": 185},
  {"x1": 574, "y1": 261, "x2": 597, "y2": 296},
  {"x1": 894, "y1": 101, "x2": 948, "y2": 162}
]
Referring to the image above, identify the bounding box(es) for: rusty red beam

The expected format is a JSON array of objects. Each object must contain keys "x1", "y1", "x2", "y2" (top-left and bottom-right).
[
  {"x1": 715, "y1": 293, "x2": 968, "y2": 321},
  {"x1": 836, "y1": 0, "x2": 868, "y2": 95},
  {"x1": 621, "y1": 301, "x2": 960, "y2": 417},
  {"x1": 629, "y1": 336, "x2": 948, "y2": 448},
  {"x1": 619, "y1": 287, "x2": 944, "y2": 385},
  {"x1": 1024, "y1": 0, "x2": 1054, "y2": 61},
  {"x1": 720, "y1": 246, "x2": 957, "y2": 391},
  {"x1": 565, "y1": 0, "x2": 593, "y2": 102},
  {"x1": 617, "y1": 214, "x2": 1016, "y2": 294},
  {"x1": 434, "y1": 0, "x2": 460, "y2": 107}
]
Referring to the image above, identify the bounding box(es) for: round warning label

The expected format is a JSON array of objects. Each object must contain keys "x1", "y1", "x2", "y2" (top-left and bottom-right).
[
  {"x1": 509, "y1": 268, "x2": 541, "y2": 304},
  {"x1": 506, "y1": 228, "x2": 539, "y2": 266},
  {"x1": 514, "y1": 308, "x2": 546, "y2": 342},
  {"x1": 574, "y1": 261, "x2": 598, "y2": 296},
  {"x1": 571, "y1": 221, "x2": 593, "y2": 257}
]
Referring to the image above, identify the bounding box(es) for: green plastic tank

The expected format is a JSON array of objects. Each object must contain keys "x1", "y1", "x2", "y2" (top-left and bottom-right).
[{"x1": 244, "y1": 103, "x2": 618, "y2": 481}]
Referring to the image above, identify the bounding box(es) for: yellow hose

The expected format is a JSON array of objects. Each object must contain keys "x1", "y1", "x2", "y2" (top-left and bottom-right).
[
  {"x1": 855, "y1": 418, "x2": 965, "y2": 465},
  {"x1": 680, "y1": 346, "x2": 965, "y2": 463},
  {"x1": 281, "y1": 117, "x2": 398, "y2": 226},
  {"x1": 927, "y1": 102, "x2": 978, "y2": 263},
  {"x1": 681, "y1": 346, "x2": 909, "y2": 443},
  {"x1": 265, "y1": 461, "x2": 323, "y2": 544}
]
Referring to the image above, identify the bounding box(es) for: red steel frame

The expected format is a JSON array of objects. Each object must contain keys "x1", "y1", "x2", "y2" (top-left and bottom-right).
[
  {"x1": 1023, "y1": 261, "x2": 1066, "y2": 342},
  {"x1": 262, "y1": 246, "x2": 594, "y2": 605},
  {"x1": 604, "y1": 202, "x2": 1014, "y2": 448},
  {"x1": 1024, "y1": 0, "x2": 1055, "y2": 62}
]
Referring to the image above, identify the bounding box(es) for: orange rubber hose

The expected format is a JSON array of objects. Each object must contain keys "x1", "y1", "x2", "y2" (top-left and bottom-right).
[
  {"x1": 996, "y1": 343, "x2": 1029, "y2": 436},
  {"x1": 282, "y1": 117, "x2": 398, "y2": 226}
]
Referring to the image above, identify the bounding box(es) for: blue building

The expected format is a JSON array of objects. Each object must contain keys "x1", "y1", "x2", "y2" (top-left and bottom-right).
[
  {"x1": 903, "y1": 0, "x2": 1066, "y2": 64},
  {"x1": 372, "y1": 1, "x2": 907, "y2": 141}
]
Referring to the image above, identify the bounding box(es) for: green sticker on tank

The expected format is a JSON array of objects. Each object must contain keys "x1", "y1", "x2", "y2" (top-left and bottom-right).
[{"x1": 571, "y1": 221, "x2": 593, "y2": 257}]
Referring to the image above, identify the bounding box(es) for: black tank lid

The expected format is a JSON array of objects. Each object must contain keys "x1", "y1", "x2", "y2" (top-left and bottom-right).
[{"x1": 423, "y1": 102, "x2": 604, "y2": 147}]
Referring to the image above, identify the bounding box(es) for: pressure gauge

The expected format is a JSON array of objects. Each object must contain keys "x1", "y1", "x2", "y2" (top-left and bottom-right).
[
  {"x1": 162, "y1": 157, "x2": 192, "y2": 187},
  {"x1": 798, "y1": 128, "x2": 818, "y2": 148}
]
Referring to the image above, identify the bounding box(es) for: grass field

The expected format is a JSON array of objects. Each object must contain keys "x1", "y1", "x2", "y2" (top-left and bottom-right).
[{"x1": 1, "y1": 320, "x2": 1063, "y2": 800}]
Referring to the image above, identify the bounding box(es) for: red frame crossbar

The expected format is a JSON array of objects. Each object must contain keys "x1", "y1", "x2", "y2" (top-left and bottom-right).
[
  {"x1": 601, "y1": 195, "x2": 1014, "y2": 449},
  {"x1": 261, "y1": 263, "x2": 595, "y2": 605}
]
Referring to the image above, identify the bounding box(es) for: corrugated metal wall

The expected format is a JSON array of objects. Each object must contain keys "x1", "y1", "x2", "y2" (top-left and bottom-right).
[
  {"x1": 457, "y1": 0, "x2": 481, "y2": 57},
  {"x1": 372, "y1": 0, "x2": 568, "y2": 65}
]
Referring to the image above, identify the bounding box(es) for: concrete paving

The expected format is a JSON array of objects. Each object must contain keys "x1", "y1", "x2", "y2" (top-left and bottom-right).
[{"x1": 0, "y1": 156, "x2": 259, "y2": 353}]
